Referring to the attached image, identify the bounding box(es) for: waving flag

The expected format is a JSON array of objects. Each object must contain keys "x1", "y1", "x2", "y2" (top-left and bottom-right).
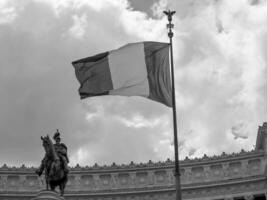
[{"x1": 72, "y1": 42, "x2": 172, "y2": 107}]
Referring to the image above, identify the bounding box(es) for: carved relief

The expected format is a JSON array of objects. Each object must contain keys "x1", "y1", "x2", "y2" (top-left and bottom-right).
[
  {"x1": 6, "y1": 175, "x2": 19, "y2": 191},
  {"x1": 247, "y1": 159, "x2": 261, "y2": 175},
  {"x1": 154, "y1": 170, "x2": 167, "y2": 185},
  {"x1": 81, "y1": 175, "x2": 95, "y2": 190},
  {"x1": 66, "y1": 175, "x2": 75, "y2": 189},
  {"x1": 99, "y1": 174, "x2": 112, "y2": 189},
  {"x1": 24, "y1": 175, "x2": 39, "y2": 190},
  {"x1": 228, "y1": 162, "x2": 242, "y2": 178},
  {"x1": 191, "y1": 167, "x2": 204, "y2": 182},
  {"x1": 118, "y1": 173, "x2": 130, "y2": 188},
  {"x1": 210, "y1": 164, "x2": 223, "y2": 180},
  {"x1": 136, "y1": 172, "x2": 148, "y2": 187}
]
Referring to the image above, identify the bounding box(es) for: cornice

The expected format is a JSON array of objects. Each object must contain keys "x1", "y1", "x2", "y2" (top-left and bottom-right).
[{"x1": 0, "y1": 149, "x2": 263, "y2": 173}]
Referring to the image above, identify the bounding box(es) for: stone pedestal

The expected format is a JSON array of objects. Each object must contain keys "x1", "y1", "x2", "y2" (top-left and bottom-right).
[{"x1": 31, "y1": 190, "x2": 65, "y2": 200}]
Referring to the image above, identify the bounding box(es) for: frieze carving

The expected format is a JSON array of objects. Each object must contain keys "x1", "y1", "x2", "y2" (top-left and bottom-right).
[{"x1": 0, "y1": 149, "x2": 263, "y2": 173}]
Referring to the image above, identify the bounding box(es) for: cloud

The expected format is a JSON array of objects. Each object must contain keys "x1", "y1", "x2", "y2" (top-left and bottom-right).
[
  {"x1": 0, "y1": 0, "x2": 267, "y2": 167},
  {"x1": 0, "y1": 0, "x2": 174, "y2": 167},
  {"x1": 69, "y1": 106, "x2": 173, "y2": 165},
  {"x1": 165, "y1": 0, "x2": 267, "y2": 156},
  {"x1": 68, "y1": 14, "x2": 88, "y2": 39}
]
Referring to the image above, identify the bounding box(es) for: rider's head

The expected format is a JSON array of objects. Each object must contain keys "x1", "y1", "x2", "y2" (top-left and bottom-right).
[{"x1": 53, "y1": 129, "x2": 61, "y2": 144}]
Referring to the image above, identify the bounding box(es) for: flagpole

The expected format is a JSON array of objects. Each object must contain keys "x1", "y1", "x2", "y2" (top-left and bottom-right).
[{"x1": 163, "y1": 10, "x2": 182, "y2": 200}]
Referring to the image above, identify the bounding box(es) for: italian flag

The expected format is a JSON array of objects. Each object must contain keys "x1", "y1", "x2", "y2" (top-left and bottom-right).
[{"x1": 72, "y1": 41, "x2": 172, "y2": 107}]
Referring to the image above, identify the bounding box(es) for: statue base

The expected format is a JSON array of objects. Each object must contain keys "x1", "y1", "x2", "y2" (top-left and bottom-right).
[{"x1": 31, "y1": 190, "x2": 65, "y2": 200}]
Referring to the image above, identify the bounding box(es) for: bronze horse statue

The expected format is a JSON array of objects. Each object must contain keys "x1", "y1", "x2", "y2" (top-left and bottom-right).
[{"x1": 36, "y1": 135, "x2": 68, "y2": 196}]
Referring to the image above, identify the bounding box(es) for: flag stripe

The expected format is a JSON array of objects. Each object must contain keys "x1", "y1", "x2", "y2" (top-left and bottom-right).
[
  {"x1": 144, "y1": 42, "x2": 172, "y2": 107},
  {"x1": 72, "y1": 51, "x2": 114, "y2": 97},
  {"x1": 80, "y1": 91, "x2": 109, "y2": 99},
  {"x1": 108, "y1": 42, "x2": 149, "y2": 97}
]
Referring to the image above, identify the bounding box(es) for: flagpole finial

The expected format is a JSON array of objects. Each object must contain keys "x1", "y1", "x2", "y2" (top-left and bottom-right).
[{"x1": 163, "y1": 10, "x2": 176, "y2": 39}]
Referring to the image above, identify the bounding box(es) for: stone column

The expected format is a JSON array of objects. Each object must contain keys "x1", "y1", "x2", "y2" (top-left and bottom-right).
[
  {"x1": 129, "y1": 172, "x2": 136, "y2": 188},
  {"x1": 166, "y1": 169, "x2": 175, "y2": 185},
  {"x1": 93, "y1": 174, "x2": 100, "y2": 189},
  {"x1": 31, "y1": 190, "x2": 65, "y2": 200},
  {"x1": 203, "y1": 165, "x2": 210, "y2": 181},
  {"x1": 73, "y1": 174, "x2": 81, "y2": 191},
  {"x1": 222, "y1": 163, "x2": 229, "y2": 179},
  {"x1": 147, "y1": 170, "x2": 154, "y2": 186}
]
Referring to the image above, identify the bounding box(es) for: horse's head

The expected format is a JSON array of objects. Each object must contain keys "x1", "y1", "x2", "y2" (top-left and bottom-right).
[{"x1": 41, "y1": 135, "x2": 53, "y2": 153}]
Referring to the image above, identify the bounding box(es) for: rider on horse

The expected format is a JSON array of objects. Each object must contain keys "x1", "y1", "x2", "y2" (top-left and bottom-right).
[
  {"x1": 53, "y1": 130, "x2": 69, "y2": 174},
  {"x1": 36, "y1": 130, "x2": 69, "y2": 176},
  {"x1": 36, "y1": 131, "x2": 69, "y2": 196}
]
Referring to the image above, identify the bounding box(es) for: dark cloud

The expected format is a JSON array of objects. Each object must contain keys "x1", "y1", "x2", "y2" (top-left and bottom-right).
[
  {"x1": 188, "y1": 147, "x2": 197, "y2": 156},
  {"x1": 249, "y1": 0, "x2": 260, "y2": 6},
  {"x1": 128, "y1": 0, "x2": 160, "y2": 18},
  {"x1": 216, "y1": 17, "x2": 224, "y2": 33},
  {"x1": 231, "y1": 123, "x2": 249, "y2": 139}
]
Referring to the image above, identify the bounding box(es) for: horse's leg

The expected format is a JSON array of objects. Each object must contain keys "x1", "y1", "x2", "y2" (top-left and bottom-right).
[
  {"x1": 46, "y1": 176, "x2": 49, "y2": 190},
  {"x1": 59, "y1": 183, "x2": 64, "y2": 196},
  {"x1": 46, "y1": 181, "x2": 49, "y2": 190},
  {"x1": 62, "y1": 175, "x2": 68, "y2": 196},
  {"x1": 50, "y1": 183, "x2": 56, "y2": 191}
]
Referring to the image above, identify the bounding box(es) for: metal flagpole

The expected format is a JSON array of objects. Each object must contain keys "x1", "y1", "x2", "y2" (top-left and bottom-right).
[{"x1": 163, "y1": 10, "x2": 182, "y2": 200}]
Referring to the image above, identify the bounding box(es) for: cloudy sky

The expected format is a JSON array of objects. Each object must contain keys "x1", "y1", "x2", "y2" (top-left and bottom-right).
[{"x1": 0, "y1": 0, "x2": 267, "y2": 167}]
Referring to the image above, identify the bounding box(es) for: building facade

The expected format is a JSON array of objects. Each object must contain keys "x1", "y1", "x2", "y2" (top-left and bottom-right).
[{"x1": 1, "y1": 123, "x2": 267, "y2": 200}]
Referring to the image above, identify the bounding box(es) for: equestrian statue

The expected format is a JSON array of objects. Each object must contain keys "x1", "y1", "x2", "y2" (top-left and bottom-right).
[{"x1": 36, "y1": 130, "x2": 69, "y2": 196}]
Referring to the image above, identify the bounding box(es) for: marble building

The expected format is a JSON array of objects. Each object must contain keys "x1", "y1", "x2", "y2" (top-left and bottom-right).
[{"x1": 0, "y1": 123, "x2": 267, "y2": 200}]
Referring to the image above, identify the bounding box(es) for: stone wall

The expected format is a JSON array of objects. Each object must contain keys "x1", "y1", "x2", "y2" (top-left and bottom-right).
[{"x1": 0, "y1": 149, "x2": 266, "y2": 200}]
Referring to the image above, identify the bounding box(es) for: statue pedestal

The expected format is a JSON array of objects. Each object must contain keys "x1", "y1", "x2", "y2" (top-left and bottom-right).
[{"x1": 31, "y1": 190, "x2": 65, "y2": 200}]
